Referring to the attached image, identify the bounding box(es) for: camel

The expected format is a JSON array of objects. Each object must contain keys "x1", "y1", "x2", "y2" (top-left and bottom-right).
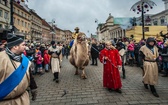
[{"x1": 69, "y1": 32, "x2": 89, "y2": 79}]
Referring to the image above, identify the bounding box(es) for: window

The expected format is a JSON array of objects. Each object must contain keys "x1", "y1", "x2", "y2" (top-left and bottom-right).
[
  {"x1": 13, "y1": 7, "x2": 15, "y2": 13},
  {"x1": 28, "y1": 23, "x2": 30, "y2": 28},
  {"x1": 160, "y1": 16, "x2": 165, "y2": 25},
  {"x1": 13, "y1": 17, "x2": 15, "y2": 23},
  {"x1": 0, "y1": 9, "x2": 2, "y2": 17},
  {"x1": 144, "y1": 27, "x2": 149, "y2": 32},
  {"x1": 153, "y1": 21, "x2": 157, "y2": 25},
  {"x1": 161, "y1": 19, "x2": 165, "y2": 25},
  {"x1": 22, "y1": 20, "x2": 24, "y2": 26},
  {"x1": 0, "y1": 24, "x2": 2, "y2": 28},
  {"x1": 18, "y1": 19, "x2": 20, "y2": 25},
  {"x1": 21, "y1": 12, "x2": 23, "y2": 16},
  {"x1": 25, "y1": 22, "x2": 27, "y2": 27},
  {"x1": 5, "y1": 25, "x2": 8, "y2": 29},
  {"x1": 4, "y1": 11, "x2": 8, "y2": 19},
  {"x1": 18, "y1": 10, "x2": 20, "y2": 15},
  {"x1": 25, "y1": 14, "x2": 27, "y2": 18}
]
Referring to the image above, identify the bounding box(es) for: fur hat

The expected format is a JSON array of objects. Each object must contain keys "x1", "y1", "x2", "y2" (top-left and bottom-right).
[
  {"x1": 7, "y1": 33, "x2": 24, "y2": 48},
  {"x1": 146, "y1": 37, "x2": 156, "y2": 44},
  {"x1": 74, "y1": 27, "x2": 79, "y2": 30},
  {"x1": 51, "y1": 41, "x2": 55, "y2": 45}
]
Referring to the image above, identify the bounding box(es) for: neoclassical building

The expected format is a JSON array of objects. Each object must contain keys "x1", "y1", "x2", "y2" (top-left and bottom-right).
[
  {"x1": 97, "y1": 13, "x2": 126, "y2": 41},
  {"x1": 109, "y1": 25, "x2": 126, "y2": 39}
]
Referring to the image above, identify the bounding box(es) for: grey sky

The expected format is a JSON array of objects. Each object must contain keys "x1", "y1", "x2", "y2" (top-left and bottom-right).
[{"x1": 26, "y1": 0, "x2": 164, "y2": 37}]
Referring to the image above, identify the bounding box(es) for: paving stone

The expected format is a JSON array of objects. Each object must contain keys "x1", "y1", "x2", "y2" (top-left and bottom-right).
[{"x1": 30, "y1": 57, "x2": 168, "y2": 105}]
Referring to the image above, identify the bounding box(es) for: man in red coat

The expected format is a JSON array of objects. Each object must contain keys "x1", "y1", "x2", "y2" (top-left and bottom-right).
[{"x1": 99, "y1": 41, "x2": 122, "y2": 93}]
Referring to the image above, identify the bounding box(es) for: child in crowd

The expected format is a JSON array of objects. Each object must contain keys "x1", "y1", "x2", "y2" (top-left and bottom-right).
[
  {"x1": 43, "y1": 49, "x2": 50, "y2": 72},
  {"x1": 36, "y1": 51, "x2": 44, "y2": 75}
]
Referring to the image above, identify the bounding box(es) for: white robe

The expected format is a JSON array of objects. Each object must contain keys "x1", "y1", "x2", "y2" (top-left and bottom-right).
[{"x1": 48, "y1": 46, "x2": 61, "y2": 73}]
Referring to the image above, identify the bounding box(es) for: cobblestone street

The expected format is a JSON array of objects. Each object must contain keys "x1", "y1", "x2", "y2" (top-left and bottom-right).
[{"x1": 30, "y1": 57, "x2": 168, "y2": 105}]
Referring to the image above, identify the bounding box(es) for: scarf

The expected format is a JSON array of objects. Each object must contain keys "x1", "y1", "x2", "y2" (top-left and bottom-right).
[
  {"x1": 5, "y1": 47, "x2": 21, "y2": 62},
  {"x1": 52, "y1": 45, "x2": 56, "y2": 49}
]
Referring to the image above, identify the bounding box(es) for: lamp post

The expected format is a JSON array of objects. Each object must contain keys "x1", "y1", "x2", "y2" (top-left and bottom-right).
[
  {"x1": 10, "y1": 0, "x2": 14, "y2": 33},
  {"x1": 50, "y1": 31, "x2": 55, "y2": 41},
  {"x1": 130, "y1": 0, "x2": 156, "y2": 39},
  {"x1": 9, "y1": 0, "x2": 27, "y2": 33},
  {"x1": 50, "y1": 19, "x2": 55, "y2": 41}
]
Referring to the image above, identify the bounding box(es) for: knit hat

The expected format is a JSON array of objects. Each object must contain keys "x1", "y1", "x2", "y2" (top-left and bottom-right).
[{"x1": 7, "y1": 33, "x2": 24, "y2": 48}]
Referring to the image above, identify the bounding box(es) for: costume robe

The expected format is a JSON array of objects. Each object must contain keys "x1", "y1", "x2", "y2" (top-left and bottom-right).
[
  {"x1": 99, "y1": 48, "x2": 122, "y2": 89},
  {"x1": 48, "y1": 46, "x2": 61, "y2": 73},
  {"x1": 0, "y1": 51, "x2": 31, "y2": 105},
  {"x1": 139, "y1": 45, "x2": 159, "y2": 85}
]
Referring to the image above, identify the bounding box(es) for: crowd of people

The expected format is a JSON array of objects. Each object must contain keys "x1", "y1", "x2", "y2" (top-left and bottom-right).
[{"x1": 1, "y1": 30, "x2": 168, "y2": 104}]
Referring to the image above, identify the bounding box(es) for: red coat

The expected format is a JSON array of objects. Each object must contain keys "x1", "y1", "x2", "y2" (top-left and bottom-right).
[
  {"x1": 99, "y1": 48, "x2": 122, "y2": 89},
  {"x1": 43, "y1": 51, "x2": 50, "y2": 65}
]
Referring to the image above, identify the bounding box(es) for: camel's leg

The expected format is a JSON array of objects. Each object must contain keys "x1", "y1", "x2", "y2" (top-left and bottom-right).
[
  {"x1": 75, "y1": 68, "x2": 79, "y2": 75},
  {"x1": 81, "y1": 68, "x2": 87, "y2": 79}
]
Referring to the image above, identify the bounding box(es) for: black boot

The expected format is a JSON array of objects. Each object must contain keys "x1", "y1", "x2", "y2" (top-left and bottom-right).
[
  {"x1": 162, "y1": 74, "x2": 168, "y2": 77},
  {"x1": 142, "y1": 81, "x2": 148, "y2": 89},
  {"x1": 53, "y1": 73, "x2": 57, "y2": 81},
  {"x1": 150, "y1": 85, "x2": 159, "y2": 97},
  {"x1": 144, "y1": 84, "x2": 148, "y2": 89},
  {"x1": 31, "y1": 89, "x2": 37, "y2": 101},
  {"x1": 131, "y1": 59, "x2": 134, "y2": 66},
  {"x1": 55, "y1": 72, "x2": 59, "y2": 83},
  {"x1": 122, "y1": 64, "x2": 126, "y2": 79}
]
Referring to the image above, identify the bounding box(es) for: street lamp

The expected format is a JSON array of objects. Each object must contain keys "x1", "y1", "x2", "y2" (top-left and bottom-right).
[
  {"x1": 50, "y1": 19, "x2": 55, "y2": 41},
  {"x1": 9, "y1": 0, "x2": 27, "y2": 33},
  {"x1": 130, "y1": 0, "x2": 156, "y2": 39},
  {"x1": 50, "y1": 31, "x2": 55, "y2": 41}
]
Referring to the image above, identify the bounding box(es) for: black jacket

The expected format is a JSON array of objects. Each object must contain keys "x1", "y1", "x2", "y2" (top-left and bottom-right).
[
  {"x1": 161, "y1": 47, "x2": 168, "y2": 62},
  {"x1": 91, "y1": 44, "x2": 99, "y2": 58}
]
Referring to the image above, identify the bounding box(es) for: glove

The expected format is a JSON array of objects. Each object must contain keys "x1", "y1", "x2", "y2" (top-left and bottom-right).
[{"x1": 31, "y1": 89, "x2": 37, "y2": 101}]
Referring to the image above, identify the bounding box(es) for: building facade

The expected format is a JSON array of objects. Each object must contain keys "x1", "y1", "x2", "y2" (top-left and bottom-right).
[
  {"x1": 0, "y1": 0, "x2": 10, "y2": 30},
  {"x1": 109, "y1": 25, "x2": 125, "y2": 39},
  {"x1": 42, "y1": 19, "x2": 52, "y2": 43},
  {"x1": 97, "y1": 14, "x2": 114, "y2": 41},
  {"x1": 64, "y1": 30, "x2": 72, "y2": 44},
  {"x1": 30, "y1": 9, "x2": 42, "y2": 43},
  {"x1": 13, "y1": 1, "x2": 31, "y2": 39},
  {"x1": 97, "y1": 13, "x2": 126, "y2": 41}
]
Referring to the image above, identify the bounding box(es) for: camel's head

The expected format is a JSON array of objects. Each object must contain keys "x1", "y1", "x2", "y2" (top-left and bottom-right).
[{"x1": 77, "y1": 33, "x2": 86, "y2": 42}]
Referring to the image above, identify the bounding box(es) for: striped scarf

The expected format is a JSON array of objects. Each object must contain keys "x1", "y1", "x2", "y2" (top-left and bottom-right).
[{"x1": 5, "y1": 47, "x2": 21, "y2": 62}]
